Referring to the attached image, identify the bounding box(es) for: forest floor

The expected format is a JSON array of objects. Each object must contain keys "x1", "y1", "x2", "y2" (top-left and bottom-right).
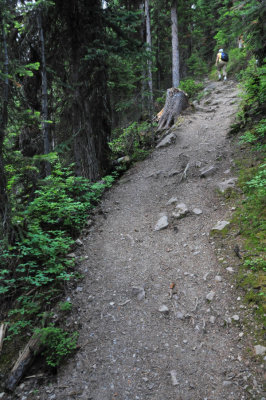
[{"x1": 8, "y1": 80, "x2": 265, "y2": 399}]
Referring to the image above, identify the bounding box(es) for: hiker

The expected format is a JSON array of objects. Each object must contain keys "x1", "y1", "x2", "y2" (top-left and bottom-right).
[{"x1": 215, "y1": 49, "x2": 229, "y2": 81}]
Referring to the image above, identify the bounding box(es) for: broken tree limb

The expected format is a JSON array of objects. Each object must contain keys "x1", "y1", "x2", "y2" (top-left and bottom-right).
[
  {"x1": 0, "y1": 323, "x2": 8, "y2": 354},
  {"x1": 157, "y1": 88, "x2": 188, "y2": 131},
  {"x1": 178, "y1": 162, "x2": 190, "y2": 183},
  {"x1": 5, "y1": 334, "x2": 41, "y2": 392}
]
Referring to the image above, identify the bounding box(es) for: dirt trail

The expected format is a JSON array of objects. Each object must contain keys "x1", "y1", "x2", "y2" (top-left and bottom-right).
[{"x1": 17, "y1": 81, "x2": 265, "y2": 400}]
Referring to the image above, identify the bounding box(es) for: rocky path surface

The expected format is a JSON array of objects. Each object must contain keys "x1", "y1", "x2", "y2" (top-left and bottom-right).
[{"x1": 17, "y1": 81, "x2": 265, "y2": 400}]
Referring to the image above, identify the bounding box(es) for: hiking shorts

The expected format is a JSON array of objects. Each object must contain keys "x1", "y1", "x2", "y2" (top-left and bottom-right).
[{"x1": 217, "y1": 61, "x2": 227, "y2": 71}]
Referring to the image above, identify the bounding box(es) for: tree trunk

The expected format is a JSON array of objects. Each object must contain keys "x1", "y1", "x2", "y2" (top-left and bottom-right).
[
  {"x1": 37, "y1": 10, "x2": 51, "y2": 176},
  {"x1": 0, "y1": 13, "x2": 10, "y2": 239},
  {"x1": 157, "y1": 88, "x2": 188, "y2": 131},
  {"x1": 139, "y1": 2, "x2": 146, "y2": 116},
  {"x1": 171, "y1": 1, "x2": 180, "y2": 88},
  {"x1": 145, "y1": 0, "x2": 153, "y2": 116}
]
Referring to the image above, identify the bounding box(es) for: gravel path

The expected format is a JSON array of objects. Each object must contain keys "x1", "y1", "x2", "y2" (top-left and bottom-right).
[{"x1": 12, "y1": 81, "x2": 265, "y2": 400}]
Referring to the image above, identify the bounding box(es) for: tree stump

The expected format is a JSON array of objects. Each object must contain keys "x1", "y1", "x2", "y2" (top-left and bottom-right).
[{"x1": 157, "y1": 88, "x2": 188, "y2": 131}]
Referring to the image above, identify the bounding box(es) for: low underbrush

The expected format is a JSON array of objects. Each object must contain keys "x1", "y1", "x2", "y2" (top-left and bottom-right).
[
  {"x1": 227, "y1": 57, "x2": 265, "y2": 329},
  {"x1": 0, "y1": 161, "x2": 116, "y2": 371},
  {"x1": 232, "y1": 158, "x2": 266, "y2": 323}
]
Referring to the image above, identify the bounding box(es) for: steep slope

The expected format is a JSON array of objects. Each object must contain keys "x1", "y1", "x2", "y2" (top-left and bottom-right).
[{"x1": 12, "y1": 81, "x2": 265, "y2": 400}]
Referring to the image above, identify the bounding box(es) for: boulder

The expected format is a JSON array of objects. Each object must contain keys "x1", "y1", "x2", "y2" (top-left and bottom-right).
[
  {"x1": 217, "y1": 178, "x2": 237, "y2": 193},
  {"x1": 211, "y1": 220, "x2": 230, "y2": 232},
  {"x1": 156, "y1": 133, "x2": 176, "y2": 149}
]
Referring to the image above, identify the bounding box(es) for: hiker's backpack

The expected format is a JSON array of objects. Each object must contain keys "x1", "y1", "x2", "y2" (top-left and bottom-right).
[{"x1": 221, "y1": 51, "x2": 229, "y2": 62}]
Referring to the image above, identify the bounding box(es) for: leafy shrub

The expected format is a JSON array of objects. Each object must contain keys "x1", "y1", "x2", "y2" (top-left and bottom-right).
[
  {"x1": 245, "y1": 164, "x2": 266, "y2": 198},
  {"x1": 240, "y1": 119, "x2": 266, "y2": 151},
  {"x1": 109, "y1": 121, "x2": 154, "y2": 159},
  {"x1": 237, "y1": 58, "x2": 266, "y2": 124},
  {"x1": 35, "y1": 325, "x2": 78, "y2": 367},
  {"x1": 187, "y1": 53, "x2": 208, "y2": 77},
  {"x1": 0, "y1": 162, "x2": 116, "y2": 347},
  {"x1": 59, "y1": 301, "x2": 72, "y2": 312},
  {"x1": 234, "y1": 162, "x2": 266, "y2": 317},
  {"x1": 178, "y1": 79, "x2": 204, "y2": 99},
  {"x1": 227, "y1": 48, "x2": 248, "y2": 77}
]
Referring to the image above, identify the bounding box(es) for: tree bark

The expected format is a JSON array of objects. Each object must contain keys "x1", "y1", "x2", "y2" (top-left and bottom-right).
[
  {"x1": 139, "y1": 2, "x2": 146, "y2": 114},
  {"x1": 0, "y1": 12, "x2": 10, "y2": 238},
  {"x1": 37, "y1": 10, "x2": 51, "y2": 176},
  {"x1": 0, "y1": 323, "x2": 7, "y2": 355},
  {"x1": 171, "y1": 1, "x2": 180, "y2": 88},
  {"x1": 145, "y1": 0, "x2": 153, "y2": 116},
  {"x1": 157, "y1": 88, "x2": 188, "y2": 131}
]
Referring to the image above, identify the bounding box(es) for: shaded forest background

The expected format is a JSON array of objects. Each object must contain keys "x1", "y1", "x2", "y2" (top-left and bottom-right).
[{"x1": 0, "y1": 0, "x2": 265, "y2": 374}]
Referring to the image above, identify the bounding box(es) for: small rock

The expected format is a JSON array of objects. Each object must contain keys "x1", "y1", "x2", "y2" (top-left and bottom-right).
[
  {"x1": 154, "y1": 215, "x2": 169, "y2": 231},
  {"x1": 166, "y1": 197, "x2": 178, "y2": 205},
  {"x1": 215, "y1": 275, "x2": 222, "y2": 282},
  {"x1": 192, "y1": 208, "x2": 202, "y2": 215},
  {"x1": 0, "y1": 394, "x2": 6, "y2": 400},
  {"x1": 170, "y1": 370, "x2": 179, "y2": 386},
  {"x1": 176, "y1": 203, "x2": 189, "y2": 214},
  {"x1": 223, "y1": 381, "x2": 233, "y2": 387},
  {"x1": 206, "y1": 291, "x2": 215, "y2": 301},
  {"x1": 67, "y1": 252, "x2": 76, "y2": 258},
  {"x1": 75, "y1": 239, "x2": 83, "y2": 246},
  {"x1": 254, "y1": 345, "x2": 266, "y2": 356},
  {"x1": 76, "y1": 286, "x2": 83, "y2": 292},
  {"x1": 211, "y1": 220, "x2": 230, "y2": 231},
  {"x1": 156, "y1": 133, "x2": 176, "y2": 148},
  {"x1": 176, "y1": 312, "x2": 184, "y2": 320},
  {"x1": 86, "y1": 219, "x2": 93, "y2": 227},
  {"x1": 203, "y1": 272, "x2": 209, "y2": 281},
  {"x1": 210, "y1": 316, "x2": 216, "y2": 324},
  {"x1": 117, "y1": 155, "x2": 130, "y2": 163},
  {"x1": 200, "y1": 165, "x2": 217, "y2": 178},
  {"x1": 232, "y1": 315, "x2": 240, "y2": 321},
  {"x1": 172, "y1": 203, "x2": 189, "y2": 219},
  {"x1": 132, "y1": 286, "x2": 146, "y2": 301},
  {"x1": 159, "y1": 305, "x2": 169, "y2": 314},
  {"x1": 224, "y1": 316, "x2": 232, "y2": 324},
  {"x1": 226, "y1": 267, "x2": 234, "y2": 273},
  {"x1": 239, "y1": 332, "x2": 244, "y2": 338}
]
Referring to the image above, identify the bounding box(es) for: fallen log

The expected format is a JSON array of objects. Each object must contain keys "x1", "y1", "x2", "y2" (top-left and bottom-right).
[
  {"x1": 5, "y1": 334, "x2": 41, "y2": 392},
  {"x1": 157, "y1": 88, "x2": 188, "y2": 131},
  {"x1": 0, "y1": 323, "x2": 8, "y2": 354}
]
